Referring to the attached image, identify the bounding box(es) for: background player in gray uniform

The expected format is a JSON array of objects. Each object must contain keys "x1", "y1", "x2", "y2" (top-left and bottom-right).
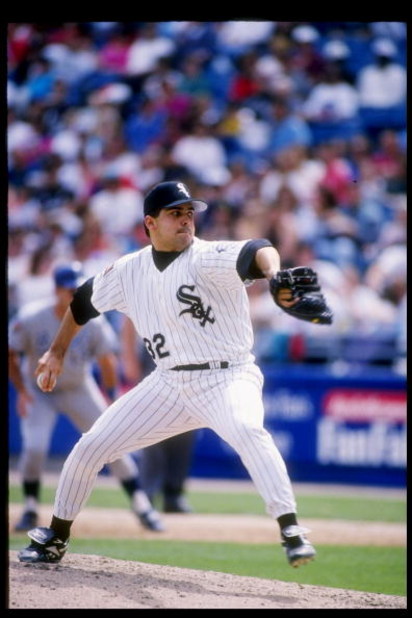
[
  {"x1": 19, "y1": 181, "x2": 318, "y2": 568},
  {"x1": 9, "y1": 262, "x2": 164, "y2": 532}
]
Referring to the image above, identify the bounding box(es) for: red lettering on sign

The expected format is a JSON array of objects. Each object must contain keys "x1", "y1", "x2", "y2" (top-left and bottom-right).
[{"x1": 323, "y1": 389, "x2": 406, "y2": 422}]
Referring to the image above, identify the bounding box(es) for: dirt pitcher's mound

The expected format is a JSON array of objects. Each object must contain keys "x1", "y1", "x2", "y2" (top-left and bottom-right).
[
  {"x1": 8, "y1": 551, "x2": 406, "y2": 609},
  {"x1": 8, "y1": 504, "x2": 407, "y2": 546}
]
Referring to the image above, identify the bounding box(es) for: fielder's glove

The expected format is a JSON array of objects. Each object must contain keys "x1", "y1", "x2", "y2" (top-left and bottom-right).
[{"x1": 269, "y1": 266, "x2": 333, "y2": 325}]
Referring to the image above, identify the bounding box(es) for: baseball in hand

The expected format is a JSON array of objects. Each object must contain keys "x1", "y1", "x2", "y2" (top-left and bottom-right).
[{"x1": 36, "y1": 371, "x2": 56, "y2": 391}]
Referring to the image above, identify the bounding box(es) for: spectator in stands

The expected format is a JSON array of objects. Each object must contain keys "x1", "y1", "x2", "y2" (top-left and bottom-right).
[
  {"x1": 93, "y1": 131, "x2": 141, "y2": 190},
  {"x1": 288, "y1": 24, "x2": 326, "y2": 97},
  {"x1": 357, "y1": 38, "x2": 406, "y2": 116},
  {"x1": 314, "y1": 139, "x2": 353, "y2": 203},
  {"x1": 141, "y1": 56, "x2": 183, "y2": 101},
  {"x1": 310, "y1": 185, "x2": 361, "y2": 270},
  {"x1": 220, "y1": 157, "x2": 258, "y2": 211},
  {"x1": 264, "y1": 96, "x2": 313, "y2": 158},
  {"x1": 88, "y1": 168, "x2": 144, "y2": 242},
  {"x1": 154, "y1": 144, "x2": 192, "y2": 185},
  {"x1": 259, "y1": 144, "x2": 325, "y2": 209},
  {"x1": 152, "y1": 76, "x2": 194, "y2": 131},
  {"x1": 124, "y1": 95, "x2": 168, "y2": 154},
  {"x1": 321, "y1": 38, "x2": 352, "y2": 83},
  {"x1": 345, "y1": 133, "x2": 375, "y2": 182},
  {"x1": 29, "y1": 153, "x2": 77, "y2": 215},
  {"x1": 97, "y1": 27, "x2": 132, "y2": 75},
  {"x1": 364, "y1": 243, "x2": 406, "y2": 302},
  {"x1": 7, "y1": 107, "x2": 44, "y2": 179},
  {"x1": 215, "y1": 20, "x2": 275, "y2": 57},
  {"x1": 42, "y1": 24, "x2": 100, "y2": 91},
  {"x1": 11, "y1": 241, "x2": 56, "y2": 309},
  {"x1": 371, "y1": 129, "x2": 406, "y2": 195},
  {"x1": 338, "y1": 180, "x2": 394, "y2": 269},
  {"x1": 71, "y1": 205, "x2": 125, "y2": 280},
  {"x1": 253, "y1": 34, "x2": 291, "y2": 97},
  {"x1": 177, "y1": 52, "x2": 212, "y2": 98},
  {"x1": 125, "y1": 22, "x2": 176, "y2": 92},
  {"x1": 375, "y1": 194, "x2": 406, "y2": 251},
  {"x1": 23, "y1": 57, "x2": 57, "y2": 105},
  {"x1": 260, "y1": 185, "x2": 302, "y2": 267},
  {"x1": 344, "y1": 261, "x2": 405, "y2": 336},
  {"x1": 171, "y1": 118, "x2": 228, "y2": 185},
  {"x1": 301, "y1": 60, "x2": 361, "y2": 144},
  {"x1": 167, "y1": 21, "x2": 217, "y2": 67},
  {"x1": 8, "y1": 184, "x2": 42, "y2": 233},
  {"x1": 228, "y1": 50, "x2": 262, "y2": 104}
]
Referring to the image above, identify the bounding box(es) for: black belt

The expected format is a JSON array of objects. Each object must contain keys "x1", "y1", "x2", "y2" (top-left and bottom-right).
[{"x1": 171, "y1": 361, "x2": 229, "y2": 371}]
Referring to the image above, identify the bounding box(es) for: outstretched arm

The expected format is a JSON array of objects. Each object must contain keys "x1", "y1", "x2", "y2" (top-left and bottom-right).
[
  {"x1": 254, "y1": 246, "x2": 297, "y2": 309},
  {"x1": 35, "y1": 306, "x2": 82, "y2": 391},
  {"x1": 36, "y1": 276, "x2": 101, "y2": 391},
  {"x1": 254, "y1": 245, "x2": 281, "y2": 279}
]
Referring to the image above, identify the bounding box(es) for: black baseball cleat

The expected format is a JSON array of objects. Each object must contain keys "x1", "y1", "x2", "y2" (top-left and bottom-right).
[
  {"x1": 18, "y1": 527, "x2": 69, "y2": 564},
  {"x1": 281, "y1": 525, "x2": 316, "y2": 567},
  {"x1": 138, "y1": 509, "x2": 165, "y2": 532},
  {"x1": 14, "y1": 510, "x2": 38, "y2": 532}
]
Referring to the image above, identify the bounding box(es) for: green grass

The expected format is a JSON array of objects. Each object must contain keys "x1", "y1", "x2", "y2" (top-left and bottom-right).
[
  {"x1": 8, "y1": 536, "x2": 406, "y2": 597},
  {"x1": 9, "y1": 483, "x2": 406, "y2": 597},
  {"x1": 8, "y1": 484, "x2": 406, "y2": 523}
]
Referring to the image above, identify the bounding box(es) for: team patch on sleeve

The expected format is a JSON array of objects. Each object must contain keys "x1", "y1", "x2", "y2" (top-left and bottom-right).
[{"x1": 103, "y1": 264, "x2": 114, "y2": 276}]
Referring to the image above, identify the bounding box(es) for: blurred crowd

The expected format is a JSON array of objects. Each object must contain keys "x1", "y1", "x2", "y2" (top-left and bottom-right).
[{"x1": 7, "y1": 21, "x2": 407, "y2": 372}]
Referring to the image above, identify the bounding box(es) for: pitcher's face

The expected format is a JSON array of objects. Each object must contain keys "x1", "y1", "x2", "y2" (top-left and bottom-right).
[{"x1": 145, "y1": 205, "x2": 196, "y2": 252}]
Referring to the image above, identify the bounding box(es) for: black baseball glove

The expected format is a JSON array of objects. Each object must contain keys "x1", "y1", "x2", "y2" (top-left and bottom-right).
[{"x1": 269, "y1": 266, "x2": 333, "y2": 325}]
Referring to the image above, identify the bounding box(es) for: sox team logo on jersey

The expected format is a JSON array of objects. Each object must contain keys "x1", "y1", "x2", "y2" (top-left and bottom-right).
[{"x1": 177, "y1": 285, "x2": 215, "y2": 327}]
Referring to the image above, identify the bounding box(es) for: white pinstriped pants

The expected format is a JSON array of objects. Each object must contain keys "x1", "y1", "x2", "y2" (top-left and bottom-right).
[{"x1": 53, "y1": 363, "x2": 297, "y2": 521}]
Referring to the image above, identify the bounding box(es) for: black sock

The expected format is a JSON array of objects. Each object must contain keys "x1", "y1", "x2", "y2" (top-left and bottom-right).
[
  {"x1": 121, "y1": 477, "x2": 140, "y2": 497},
  {"x1": 23, "y1": 480, "x2": 40, "y2": 501},
  {"x1": 163, "y1": 483, "x2": 183, "y2": 499},
  {"x1": 50, "y1": 516, "x2": 72, "y2": 542},
  {"x1": 277, "y1": 513, "x2": 298, "y2": 531}
]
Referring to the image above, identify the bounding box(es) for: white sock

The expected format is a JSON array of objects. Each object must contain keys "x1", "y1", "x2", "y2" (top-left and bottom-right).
[
  {"x1": 132, "y1": 490, "x2": 153, "y2": 514},
  {"x1": 25, "y1": 496, "x2": 38, "y2": 513}
]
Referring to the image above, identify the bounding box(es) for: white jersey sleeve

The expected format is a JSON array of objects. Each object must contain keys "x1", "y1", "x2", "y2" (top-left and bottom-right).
[{"x1": 91, "y1": 256, "x2": 133, "y2": 316}]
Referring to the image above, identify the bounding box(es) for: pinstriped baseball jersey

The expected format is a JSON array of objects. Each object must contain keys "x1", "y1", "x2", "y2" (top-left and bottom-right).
[{"x1": 91, "y1": 237, "x2": 255, "y2": 368}]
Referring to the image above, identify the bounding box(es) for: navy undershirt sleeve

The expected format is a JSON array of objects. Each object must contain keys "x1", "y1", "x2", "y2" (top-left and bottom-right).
[
  {"x1": 70, "y1": 277, "x2": 100, "y2": 325},
  {"x1": 236, "y1": 239, "x2": 274, "y2": 281}
]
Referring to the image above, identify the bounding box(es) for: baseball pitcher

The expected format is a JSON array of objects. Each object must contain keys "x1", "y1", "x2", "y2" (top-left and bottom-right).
[{"x1": 18, "y1": 181, "x2": 332, "y2": 567}]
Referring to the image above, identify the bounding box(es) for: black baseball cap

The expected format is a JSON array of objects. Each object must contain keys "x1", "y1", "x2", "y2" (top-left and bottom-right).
[{"x1": 143, "y1": 181, "x2": 208, "y2": 217}]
